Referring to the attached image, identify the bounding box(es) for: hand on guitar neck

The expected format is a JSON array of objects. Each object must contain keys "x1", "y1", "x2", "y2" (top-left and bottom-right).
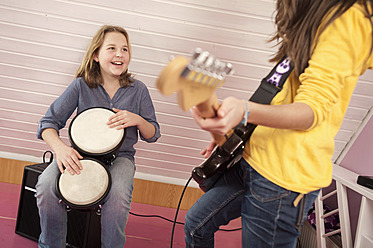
[
  {"x1": 156, "y1": 48, "x2": 234, "y2": 147},
  {"x1": 157, "y1": 50, "x2": 293, "y2": 192}
]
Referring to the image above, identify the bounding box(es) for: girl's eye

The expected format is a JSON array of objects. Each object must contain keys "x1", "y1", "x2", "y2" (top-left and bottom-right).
[
  {"x1": 108, "y1": 47, "x2": 115, "y2": 50},
  {"x1": 122, "y1": 48, "x2": 128, "y2": 52}
]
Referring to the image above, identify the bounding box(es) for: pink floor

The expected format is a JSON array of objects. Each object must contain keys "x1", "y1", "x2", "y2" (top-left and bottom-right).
[{"x1": 0, "y1": 182, "x2": 241, "y2": 248}]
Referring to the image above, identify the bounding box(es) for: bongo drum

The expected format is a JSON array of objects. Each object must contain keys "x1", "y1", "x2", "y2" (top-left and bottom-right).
[
  {"x1": 56, "y1": 158, "x2": 111, "y2": 211},
  {"x1": 69, "y1": 107, "x2": 126, "y2": 165}
]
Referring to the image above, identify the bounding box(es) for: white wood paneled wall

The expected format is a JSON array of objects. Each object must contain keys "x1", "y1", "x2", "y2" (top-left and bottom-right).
[{"x1": 1, "y1": 0, "x2": 372, "y2": 186}]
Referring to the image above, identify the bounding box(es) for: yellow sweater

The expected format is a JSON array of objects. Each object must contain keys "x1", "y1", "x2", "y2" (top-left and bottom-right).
[{"x1": 243, "y1": 3, "x2": 373, "y2": 194}]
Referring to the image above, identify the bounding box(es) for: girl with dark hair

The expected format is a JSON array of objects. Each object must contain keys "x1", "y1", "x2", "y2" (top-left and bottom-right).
[{"x1": 184, "y1": 1, "x2": 373, "y2": 247}]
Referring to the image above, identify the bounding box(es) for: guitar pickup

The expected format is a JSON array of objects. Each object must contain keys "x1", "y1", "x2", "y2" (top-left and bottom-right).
[{"x1": 220, "y1": 131, "x2": 244, "y2": 156}]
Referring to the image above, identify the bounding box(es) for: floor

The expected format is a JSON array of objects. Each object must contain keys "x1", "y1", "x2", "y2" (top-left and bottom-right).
[{"x1": 0, "y1": 182, "x2": 241, "y2": 248}]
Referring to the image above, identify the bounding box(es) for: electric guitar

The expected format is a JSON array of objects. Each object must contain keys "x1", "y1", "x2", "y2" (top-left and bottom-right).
[
  {"x1": 156, "y1": 48, "x2": 244, "y2": 191},
  {"x1": 157, "y1": 49, "x2": 293, "y2": 192}
]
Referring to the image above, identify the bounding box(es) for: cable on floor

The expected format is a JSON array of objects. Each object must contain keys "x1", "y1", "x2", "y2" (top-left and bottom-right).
[{"x1": 128, "y1": 176, "x2": 241, "y2": 248}]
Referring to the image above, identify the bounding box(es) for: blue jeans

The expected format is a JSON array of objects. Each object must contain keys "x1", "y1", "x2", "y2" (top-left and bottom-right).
[
  {"x1": 35, "y1": 157, "x2": 135, "y2": 248},
  {"x1": 184, "y1": 159, "x2": 319, "y2": 248}
]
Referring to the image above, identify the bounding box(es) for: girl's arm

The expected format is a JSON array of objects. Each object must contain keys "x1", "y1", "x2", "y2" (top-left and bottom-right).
[
  {"x1": 191, "y1": 97, "x2": 314, "y2": 141},
  {"x1": 41, "y1": 128, "x2": 83, "y2": 175},
  {"x1": 191, "y1": 97, "x2": 314, "y2": 158}
]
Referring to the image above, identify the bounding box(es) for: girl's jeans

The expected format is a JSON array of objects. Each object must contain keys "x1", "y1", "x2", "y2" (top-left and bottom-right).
[
  {"x1": 184, "y1": 158, "x2": 319, "y2": 248},
  {"x1": 35, "y1": 156, "x2": 135, "y2": 248}
]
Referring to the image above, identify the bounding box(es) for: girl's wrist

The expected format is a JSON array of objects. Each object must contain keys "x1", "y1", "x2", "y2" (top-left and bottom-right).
[{"x1": 241, "y1": 100, "x2": 250, "y2": 126}]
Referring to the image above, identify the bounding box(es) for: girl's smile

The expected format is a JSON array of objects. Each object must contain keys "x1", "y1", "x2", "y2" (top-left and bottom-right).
[{"x1": 94, "y1": 32, "x2": 130, "y2": 81}]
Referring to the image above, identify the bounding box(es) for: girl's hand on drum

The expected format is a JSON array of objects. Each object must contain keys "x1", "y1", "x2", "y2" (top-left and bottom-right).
[
  {"x1": 107, "y1": 108, "x2": 141, "y2": 129},
  {"x1": 55, "y1": 144, "x2": 83, "y2": 175}
]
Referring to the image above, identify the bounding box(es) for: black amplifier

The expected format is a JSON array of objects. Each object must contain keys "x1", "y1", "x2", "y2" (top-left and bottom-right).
[
  {"x1": 357, "y1": 175, "x2": 373, "y2": 190},
  {"x1": 15, "y1": 152, "x2": 101, "y2": 248}
]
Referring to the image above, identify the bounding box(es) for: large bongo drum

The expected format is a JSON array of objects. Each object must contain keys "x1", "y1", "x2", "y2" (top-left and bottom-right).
[
  {"x1": 69, "y1": 107, "x2": 126, "y2": 165},
  {"x1": 57, "y1": 158, "x2": 111, "y2": 212}
]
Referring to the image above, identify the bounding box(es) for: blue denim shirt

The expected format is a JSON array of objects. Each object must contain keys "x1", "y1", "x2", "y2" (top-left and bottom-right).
[{"x1": 36, "y1": 77, "x2": 160, "y2": 163}]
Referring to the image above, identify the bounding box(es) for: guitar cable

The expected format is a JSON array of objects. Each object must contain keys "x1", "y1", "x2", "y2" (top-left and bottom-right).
[
  {"x1": 170, "y1": 175, "x2": 192, "y2": 248},
  {"x1": 169, "y1": 175, "x2": 242, "y2": 248},
  {"x1": 128, "y1": 175, "x2": 241, "y2": 248}
]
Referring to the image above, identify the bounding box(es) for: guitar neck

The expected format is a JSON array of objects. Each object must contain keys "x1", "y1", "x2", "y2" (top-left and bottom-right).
[
  {"x1": 156, "y1": 48, "x2": 234, "y2": 147},
  {"x1": 195, "y1": 93, "x2": 229, "y2": 147}
]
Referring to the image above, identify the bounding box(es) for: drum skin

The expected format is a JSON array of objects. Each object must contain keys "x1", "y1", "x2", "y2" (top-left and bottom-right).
[
  {"x1": 68, "y1": 107, "x2": 126, "y2": 165},
  {"x1": 56, "y1": 158, "x2": 111, "y2": 210}
]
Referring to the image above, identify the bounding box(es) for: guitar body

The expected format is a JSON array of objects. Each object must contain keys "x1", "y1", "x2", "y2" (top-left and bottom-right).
[
  {"x1": 192, "y1": 147, "x2": 243, "y2": 192},
  {"x1": 192, "y1": 122, "x2": 257, "y2": 192},
  {"x1": 192, "y1": 127, "x2": 246, "y2": 192}
]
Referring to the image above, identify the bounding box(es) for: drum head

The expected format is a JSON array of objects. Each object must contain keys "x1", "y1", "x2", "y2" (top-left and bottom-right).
[
  {"x1": 58, "y1": 159, "x2": 110, "y2": 206},
  {"x1": 69, "y1": 107, "x2": 125, "y2": 154}
]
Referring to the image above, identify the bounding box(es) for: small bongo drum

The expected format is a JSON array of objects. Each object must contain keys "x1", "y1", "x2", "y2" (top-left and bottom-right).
[
  {"x1": 56, "y1": 158, "x2": 111, "y2": 211},
  {"x1": 69, "y1": 107, "x2": 126, "y2": 165}
]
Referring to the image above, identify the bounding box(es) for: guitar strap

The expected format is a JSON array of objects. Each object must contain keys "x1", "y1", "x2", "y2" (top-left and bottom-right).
[
  {"x1": 214, "y1": 56, "x2": 294, "y2": 172},
  {"x1": 231, "y1": 56, "x2": 294, "y2": 144},
  {"x1": 192, "y1": 56, "x2": 294, "y2": 192},
  {"x1": 250, "y1": 56, "x2": 293, "y2": 104}
]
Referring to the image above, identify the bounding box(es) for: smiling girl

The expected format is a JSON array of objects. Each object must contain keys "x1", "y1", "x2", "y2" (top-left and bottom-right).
[{"x1": 35, "y1": 25, "x2": 160, "y2": 248}]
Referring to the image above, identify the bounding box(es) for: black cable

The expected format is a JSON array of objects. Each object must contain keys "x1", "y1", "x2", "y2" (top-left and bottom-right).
[
  {"x1": 128, "y1": 211, "x2": 241, "y2": 231},
  {"x1": 128, "y1": 175, "x2": 242, "y2": 248},
  {"x1": 219, "y1": 227, "x2": 242, "y2": 232},
  {"x1": 129, "y1": 211, "x2": 184, "y2": 225},
  {"x1": 170, "y1": 175, "x2": 192, "y2": 248}
]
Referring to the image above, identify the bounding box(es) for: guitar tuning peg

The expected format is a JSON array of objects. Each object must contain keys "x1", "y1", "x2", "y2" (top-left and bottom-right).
[
  {"x1": 204, "y1": 55, "x2": 215, "y2": 69},
  {"x1": 224, "y1": 63, "x2": 234, "y2": 76},
  {"x1": 195, "y1": 51, "x2": 210, "y2": 66},
  {"x1": 192, "y1": 48, "x2": 203, "y2": 59}
]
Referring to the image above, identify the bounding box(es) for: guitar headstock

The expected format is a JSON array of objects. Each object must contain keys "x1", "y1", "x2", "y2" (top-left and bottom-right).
[{"x1": 156, "y1": 48, "x2": 234, "y2": 111}]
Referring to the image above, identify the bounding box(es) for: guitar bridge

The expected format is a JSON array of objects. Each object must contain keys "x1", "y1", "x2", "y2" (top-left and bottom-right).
[{"x1": 181, "y1": 48, "x2": 234, "y2": 88}]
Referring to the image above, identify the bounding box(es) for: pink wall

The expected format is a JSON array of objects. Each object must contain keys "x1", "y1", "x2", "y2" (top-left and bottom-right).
[
  {"x1": 340, "y1": 114, "x2": 373, "y2": 174},
  {"x1": 339, "y1": 113, "x2": 373, "y2": 241}
]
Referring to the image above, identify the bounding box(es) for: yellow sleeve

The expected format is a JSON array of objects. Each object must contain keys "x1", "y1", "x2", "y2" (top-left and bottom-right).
[{"x1": 295, "y1": 5, "x2": 373, "y2": 130}]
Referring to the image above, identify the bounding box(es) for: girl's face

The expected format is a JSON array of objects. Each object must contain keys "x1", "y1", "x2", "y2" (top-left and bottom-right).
[{"x1": 94, "y1": 31, "x2": 130, "y2": 82}]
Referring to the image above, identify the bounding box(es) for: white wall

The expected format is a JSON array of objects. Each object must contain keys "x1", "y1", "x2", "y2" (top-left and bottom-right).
[{"x1": 1, "y1": 0, "x2": 372, "y2": 186}]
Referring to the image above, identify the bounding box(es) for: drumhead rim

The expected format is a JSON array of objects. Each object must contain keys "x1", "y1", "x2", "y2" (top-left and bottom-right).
[
  {"x1": 56, "y1": 157, "x2": 112, "y2": 209},
  {"x1": 68, "y1": 107, "x2": 126, "y2": 157}
]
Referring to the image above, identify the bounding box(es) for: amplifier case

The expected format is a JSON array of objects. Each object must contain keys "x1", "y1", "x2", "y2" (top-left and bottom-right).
[{"x1": 15, "y1": 162, "x2": 101, "y2": 248}]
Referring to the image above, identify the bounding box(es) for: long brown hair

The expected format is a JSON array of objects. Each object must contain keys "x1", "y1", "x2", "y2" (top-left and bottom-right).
[
  {"x1": 270, "y1": 0, "x2": 373, "y2": 78},
  {"x1": 75, "y1": 25, "x2": 135, "y2": 88}
]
